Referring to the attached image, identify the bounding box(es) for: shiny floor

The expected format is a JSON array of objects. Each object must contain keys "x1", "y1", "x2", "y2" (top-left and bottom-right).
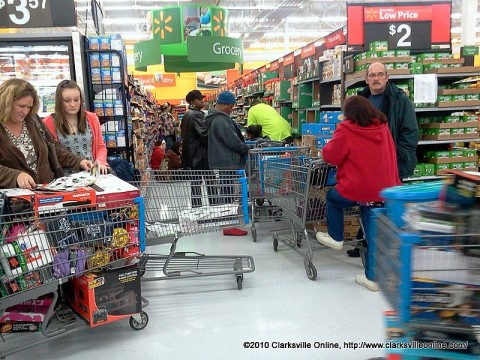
[{"x1": 9, "y1": 222, "x2": 389, "y2": 360}]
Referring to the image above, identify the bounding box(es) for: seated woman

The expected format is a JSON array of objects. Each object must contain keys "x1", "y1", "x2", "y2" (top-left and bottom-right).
[
  {"x1": 165, "y1": 141, "x2": 182, "y2": 170},
  {"x1": 0, "y1": 79, "x2": 92, "y2": 189},
  {"x1": 315, "y1": 95, "x2": 401, "y2": 292},
  {"x1": 245, "y1": 124, "x2": 264, "y2": 141},
  {"x1": 150, "y1": 139, "x2": 166, "y2": 170},
  {"x1": 43, "y1": 79, "x2": 109, "y2": 175}
]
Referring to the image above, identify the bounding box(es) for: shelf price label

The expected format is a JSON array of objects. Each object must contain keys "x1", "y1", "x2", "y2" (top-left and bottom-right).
[
  {"x1": 387, "y1": 22, "x2": 431, "y2": 50},
  {"x1": 0, "y1": 0, "x2": 75, "y2": 28}
]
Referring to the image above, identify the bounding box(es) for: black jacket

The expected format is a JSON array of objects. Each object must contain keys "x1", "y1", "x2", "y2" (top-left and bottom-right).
[
  {"x1": 204, "y1": 108, "x2": 250, "y2": 170},
  {"x1": 358, "y1": 82, "x2": 419, "y2": 180},
  {"x1": 180, "y1": 106, "x2": 208, "y2": 169}
]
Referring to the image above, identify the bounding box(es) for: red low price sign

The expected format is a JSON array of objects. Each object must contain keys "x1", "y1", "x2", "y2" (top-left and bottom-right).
[{"x1": 347, "y1": 1, "x2": 451, "y2": 51}]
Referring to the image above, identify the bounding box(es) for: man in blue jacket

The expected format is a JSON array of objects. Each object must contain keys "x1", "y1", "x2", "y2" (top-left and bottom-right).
[{"x1": 205, "y1": 91, "x2": 250, "y2": 236}]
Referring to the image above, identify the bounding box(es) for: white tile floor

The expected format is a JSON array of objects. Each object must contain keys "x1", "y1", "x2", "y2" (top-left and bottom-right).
[{"x1": 9, "y1": 222, "x2": 389, "y2": 360}]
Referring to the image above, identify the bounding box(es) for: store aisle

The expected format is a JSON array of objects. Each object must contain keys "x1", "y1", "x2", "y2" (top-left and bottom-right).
[{"x1": 11, "y1": 222, "x2": 388, "y2": 360}]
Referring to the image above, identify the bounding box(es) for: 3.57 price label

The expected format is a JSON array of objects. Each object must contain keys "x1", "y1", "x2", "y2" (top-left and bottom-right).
[
  {"x1": 0, "y1": 0, "x2": 75, "y2": 28},
  {"x1": 387, "y1": 21, "x2": 431, "y2": 50},
  {"x1": 0, "y1": 0, "x2": 48, "y2": 26}
]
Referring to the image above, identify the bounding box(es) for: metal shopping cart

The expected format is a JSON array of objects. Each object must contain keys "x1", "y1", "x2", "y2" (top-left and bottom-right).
[
  {"x1": 0, "y1": 197, "x2": 148, "y2": 359},
  {"x1": 134, "y1": 169, "x2": 255, "y2": 290},
  {"x1": 247, "y1": 145, "x2": 310, "y2": 242},
  {"x1": 261, "y1": 155, "x2": 363, "y2": 280},
  {"x1": 374, "y1": 208, "x2": 480, "y2": 358}
]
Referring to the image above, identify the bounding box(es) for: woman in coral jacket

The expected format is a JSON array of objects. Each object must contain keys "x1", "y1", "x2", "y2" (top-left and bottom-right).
[
  {"x1": 315, "y1": 95, "x2": 401, "y2": 292},
  {"x1": 43, "y1": 79, "x2": 109, "y2": 175}
]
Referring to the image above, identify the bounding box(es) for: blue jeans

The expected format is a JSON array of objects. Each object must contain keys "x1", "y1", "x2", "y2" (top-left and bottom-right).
[{"x1": 326, "y1": 187, "x2": 374, "y2": 280}]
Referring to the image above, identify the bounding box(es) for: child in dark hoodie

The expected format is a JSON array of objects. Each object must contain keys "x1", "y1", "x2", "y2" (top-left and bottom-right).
[{"x1": 315, "y1": 95, "x2": 401, "y2": 291}]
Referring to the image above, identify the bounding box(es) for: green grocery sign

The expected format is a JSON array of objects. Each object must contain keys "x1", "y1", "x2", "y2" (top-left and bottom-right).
[
  {"x1": 187, "y1": 37, "x2": 242, "y2": 63},
  {"x1": 133, "y1": 39, "x2": 163, "y2": 71},
  {"x1": 133, "y1": 5, "x2": 242, "y2": 72}
]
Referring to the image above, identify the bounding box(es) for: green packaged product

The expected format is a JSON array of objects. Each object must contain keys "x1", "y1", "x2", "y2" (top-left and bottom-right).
[
  {"x1": 450, "y1": 149, "x2": 464, "y2": 158},
  {"x1": 369, "y1": 41, "x2": 388, "y2": 52},
  {"x1": 450, "y1": 128, "x2": 465, "y2": 135},
  {"x1": 424, "y1": 63, "x2": 444, "y2": 71},
  {"x1": 464, "y1": 127, "x2": 478, "y2": 135},
  {"x1": 394, "y1": 63, "x2": 409, "y2": 69},
  {"x1": 355, "y1": 64, "x2": 368, "y2": 72},
  {"x1": 455, "y1": 83, "x2": 471, "y2": 89},
  {"x1": 424, "y1": 164, "x2": 435, "y2": 176},
  {"x1": 426, "y1": 150, "x2": 450, "y2": 158},
  {"x1": 466, "y1": 94, "x2": 480, "y2": 101},
  {"x1": 412, "y1": 164, "x2": 424, "y2": 177},
  {"x1": 463, "y1": 149, "x2": 478, "y2": 157},
  {"x1": 449, "y1": 63, "x2": 462, "y2": 68},
  {"x1": 380, "y1": 51, "x2": 396, "y2": 58},
  {"x1": 409, "y1": 62, "x2": 424, "y2": 74},
  {"x1": 442, "y1": 115, "x2": 460, "y2": 123},
  {"x1": 462, "y1": 115, "x2": 478, "y2": 122},
  {"x1": 417, "y1": 117, "x2": 431, "y2": 125},
  {"x1": 365, "y1": 51, "x2": 379, "y2": 59},
  {"x1": 435, "y1": 52, "x2": 453, "y2": 59},
  {"x1": 395, "y1": 50, "x2": 410, "y2": 57},
  {"x1": 354, "y1": 52, "x2": 366, "y2": 61},
  {"x1": 417, "y1": 53, "x2": 436, "y2": 61},
  {"x1": 434, "y1": 163, "x2": 450, "y2": 173},
  {"x1": 384, "y1": 63, "x2": 395, "y2": 69},
  {"x1": 437, "y1": 95, "x2": 452, "y2": 103},
  {"x1": 449, "y1": 163, "x2": 464, "y2": 170},
  {"x1": 452, "y1": 95, "x2": 466, "y2": 102},
  {"x1": 463, "y1": 162, "x2": 478, "y2": 169}
]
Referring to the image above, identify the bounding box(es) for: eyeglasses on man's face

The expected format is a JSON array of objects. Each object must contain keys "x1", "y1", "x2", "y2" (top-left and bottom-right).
[{"x1": 367, "y1": 72, "x2": 387, "y2": 79}]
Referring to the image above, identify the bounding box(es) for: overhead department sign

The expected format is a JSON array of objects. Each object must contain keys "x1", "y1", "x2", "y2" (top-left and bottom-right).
[{"x1": 133, "y1": 5, "x2": 243, "y2": 73}]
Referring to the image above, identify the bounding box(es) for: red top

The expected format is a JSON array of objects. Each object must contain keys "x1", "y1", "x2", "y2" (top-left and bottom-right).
[
  {"x1": 322, "y1": 119, "x2": 401, "y2": 202},
  {"x1": 150, "y1": 146, "x2": 165, "y2": 170}
]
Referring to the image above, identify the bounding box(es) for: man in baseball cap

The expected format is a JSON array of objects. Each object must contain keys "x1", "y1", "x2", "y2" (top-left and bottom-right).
[{"x1": 204, "y1": 91, "x2": 249, "y2": 236}]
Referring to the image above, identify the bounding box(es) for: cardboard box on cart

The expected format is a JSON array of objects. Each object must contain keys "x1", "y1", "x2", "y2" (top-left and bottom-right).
[
  {"x1": 94, "y1": 174, "x2": 140, "y2": 209},
  {"x1": 67, "y1": 265, "x2": 142, "y2": 328}
]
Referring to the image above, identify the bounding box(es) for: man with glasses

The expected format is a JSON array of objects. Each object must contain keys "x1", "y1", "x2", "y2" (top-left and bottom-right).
[{"x1": 347, "y1": 62, "x2": 419, "y2": 258}]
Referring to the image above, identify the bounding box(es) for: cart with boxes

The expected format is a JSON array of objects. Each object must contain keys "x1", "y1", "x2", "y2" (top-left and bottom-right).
[{"x1": 0, "y1": 174, "x2": 148, "y2": 359}]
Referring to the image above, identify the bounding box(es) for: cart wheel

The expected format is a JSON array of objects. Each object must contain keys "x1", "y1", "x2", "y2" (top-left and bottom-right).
[
  {"x1": 296, "y1": 233, "x2": 302, "y2": 248},
  {"x1": 273, "y1": 237, "x2": 278, "y2": 252},
  {"x1": 255, "y1": 198, "x2": 265, "y2": 206},
  {"x1": 304, "y1": 259, "x2": 317, "y2": 281},
  {"x1": 129, "y1": 311, "x2": 149, "y2": 330},
  {"x1": 236, "y1": 275, "x2": 243, "y2": 290},
  {"x1": 252, "y1": 227, "x2": 257, "y2": 242}
]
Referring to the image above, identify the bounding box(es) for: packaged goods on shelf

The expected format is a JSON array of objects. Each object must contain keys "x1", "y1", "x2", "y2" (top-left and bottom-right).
[{"x1": 369, "y1": 41, "x2": 388, "y2": 52}]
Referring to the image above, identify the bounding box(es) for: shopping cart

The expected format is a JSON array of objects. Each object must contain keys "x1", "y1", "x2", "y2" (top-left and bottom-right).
[
  {"x1": 374, "y1": 208, "x2": 480, "y2": 358},
  {"x1": 0, "y1": 197, "x2": 148, "y2": 359},
  {"x1": 247, "y1": 145, "x2": 309, "y2": 242},
  {"x1": 134, "y1": 169, "x2": 254, "y2": 290},
  {"x1": 261, "y1": 156, "x2": 363, "y2": 280}
]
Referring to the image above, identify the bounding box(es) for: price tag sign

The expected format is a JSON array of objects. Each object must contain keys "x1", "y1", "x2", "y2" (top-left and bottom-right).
[
  {"x1": 387, "y1": 22, "x2": 431, "y2": 50},
  {"x1": 0, "y1": 0, "x2": 76, "y2": 28},
  {"x1": 347, "y1": 3, "x2": 451, "y2": 52}
]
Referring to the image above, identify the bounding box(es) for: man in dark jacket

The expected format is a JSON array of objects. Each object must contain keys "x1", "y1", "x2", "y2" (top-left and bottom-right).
[
  {"x1": 205, "y1": 91, "x2": 250, "y2": 236},
  {"x1": 349, "y1": 62, "x2": 419, "y2": 258},
  {"x1": 358, "y1": 62, "x2": 419, "y2": 180},
  {"x1": 180, "y1": 90, "x2": 208, "y2": 170}
]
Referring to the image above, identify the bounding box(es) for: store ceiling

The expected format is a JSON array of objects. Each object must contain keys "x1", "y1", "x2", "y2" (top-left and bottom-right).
[{"x1": 78, "y1": 0, "x2": 477, "y2": 62}]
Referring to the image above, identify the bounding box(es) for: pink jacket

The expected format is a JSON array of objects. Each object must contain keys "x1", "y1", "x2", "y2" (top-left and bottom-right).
[{"x1": 43, "y1": 111, "x2": 108, "y2": 166}]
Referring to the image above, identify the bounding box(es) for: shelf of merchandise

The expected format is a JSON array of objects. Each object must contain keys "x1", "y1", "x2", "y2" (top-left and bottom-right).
[
  {"x1": 85, "y1": 49, "x2": 132, "y2": 165},
  {"x1": 128, "y1": 76, "x2": 160, "y2": 171}
]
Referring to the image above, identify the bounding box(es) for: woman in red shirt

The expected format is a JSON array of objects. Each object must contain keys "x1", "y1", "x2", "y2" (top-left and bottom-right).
[
  {"x1": 150, "y1": 139, "x2": 166, "y2": 170},
  {"x1": 316, "y1": 95, "x2": 401, "y2": 291}
]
